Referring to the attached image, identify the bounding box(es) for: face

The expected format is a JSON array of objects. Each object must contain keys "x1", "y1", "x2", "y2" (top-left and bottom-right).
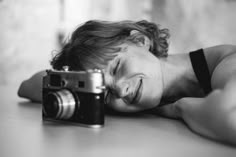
[{"x1": 103, "y1": 43, "x2": 164, "y2": 112}]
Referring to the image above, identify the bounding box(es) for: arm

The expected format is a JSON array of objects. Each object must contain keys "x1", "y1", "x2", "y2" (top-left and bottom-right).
[
  {"x1": 18, "y1": 70, "x2": 46, "y2": 102},
  {"x1": 158, "y1": 45, "x2": 236, "y2": 145},
  {"x1": 158, "y1": 75, "x2": 236, "y2": 145},
  {"x1": 157, "y1": 77, "x2": 236, "y2": 145}
]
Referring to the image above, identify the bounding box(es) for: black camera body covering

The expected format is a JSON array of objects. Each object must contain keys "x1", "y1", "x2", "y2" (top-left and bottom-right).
[{"x1": 42, "y1": 67, "x2": 105, "y2": 128}]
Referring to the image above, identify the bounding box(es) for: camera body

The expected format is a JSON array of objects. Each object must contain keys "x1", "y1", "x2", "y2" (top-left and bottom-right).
[{"x1": 42, "y1": 67, "x2": 105, "y2": 128}]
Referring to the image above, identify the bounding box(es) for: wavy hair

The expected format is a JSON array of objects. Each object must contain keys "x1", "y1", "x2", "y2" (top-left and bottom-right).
[{"x1": 51, "y1": 20, "x2": 170, "y2": 70}]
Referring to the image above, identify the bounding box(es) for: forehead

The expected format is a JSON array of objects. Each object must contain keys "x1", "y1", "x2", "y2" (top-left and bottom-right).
[
  {"x1": 100, "y1": 43, "x2": 142, "y2": 70},
  {"x1": 102, "y1": 45, "x2": 127, "y2": 65},
  {"x1": 102, "y1": 44, "x2": 140, "y2": 73}
]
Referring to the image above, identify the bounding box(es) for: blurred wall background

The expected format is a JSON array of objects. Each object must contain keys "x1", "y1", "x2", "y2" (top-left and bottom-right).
[{"x1": 1, "y1": 0, "x2": 236, "y2": 86}]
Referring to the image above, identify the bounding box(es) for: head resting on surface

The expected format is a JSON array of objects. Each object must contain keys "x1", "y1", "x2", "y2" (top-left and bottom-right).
[{"x1": 51, "y1": 20, "x2": 170, "y2": 70}]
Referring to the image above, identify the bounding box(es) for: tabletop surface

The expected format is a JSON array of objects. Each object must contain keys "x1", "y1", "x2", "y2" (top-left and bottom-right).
[{"x1": 0, "y1": 85, "x2": 235, "y2": 157}]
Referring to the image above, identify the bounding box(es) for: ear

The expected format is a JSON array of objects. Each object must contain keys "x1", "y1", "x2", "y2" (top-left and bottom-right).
[{"x1": 129, "y1": 30, "x2": 151, "y2": 50}]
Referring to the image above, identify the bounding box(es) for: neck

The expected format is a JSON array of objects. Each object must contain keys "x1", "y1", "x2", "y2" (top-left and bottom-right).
[{"x1": 159, "y1": 53, "x2": 204, "y2": 103}]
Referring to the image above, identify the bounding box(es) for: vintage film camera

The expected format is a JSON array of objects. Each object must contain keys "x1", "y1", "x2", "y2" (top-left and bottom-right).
[{"x1": 42, "y1": 66, "x2": 105, "y2": 128}]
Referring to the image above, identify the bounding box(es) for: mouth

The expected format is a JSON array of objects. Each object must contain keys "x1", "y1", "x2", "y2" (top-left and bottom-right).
[{"x1": 130, "y1": 78, "x2": 143, "y2": 104}]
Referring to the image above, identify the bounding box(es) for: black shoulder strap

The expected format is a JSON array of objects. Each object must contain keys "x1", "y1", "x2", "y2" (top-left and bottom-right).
[{"x1": 189, "y1": 49, "x2": 212, "y2": 94}]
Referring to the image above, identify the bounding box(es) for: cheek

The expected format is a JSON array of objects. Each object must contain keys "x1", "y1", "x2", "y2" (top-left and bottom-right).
[
  {"x1": 121, "y1": 58, "x2": 149, "y2": 75},
  {"x1": 107, "y1": 98, "x2": 128, "y2": 112},
  {"x1": 108, "y1": 100, "x2": 145, "y2": 112},
  {"x1": 107, "y1": 95, "x2": 142, "y2": 112},
  {"x1": 130, "y1": 54, "x2": 157, "y2": 71}
]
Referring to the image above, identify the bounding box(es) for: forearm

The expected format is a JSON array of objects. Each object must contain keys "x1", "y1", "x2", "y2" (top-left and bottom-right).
[
  {"x1": 18, "y1": 80, "x2": 42, "y2": 102},
  {"x1": 18, "y1": 70, "x2": 46, "y2": 102}
]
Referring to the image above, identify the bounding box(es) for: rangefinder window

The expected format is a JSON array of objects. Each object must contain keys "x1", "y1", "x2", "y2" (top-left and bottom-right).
[
  {"x1": 50, "y1": 74, "x2": 61, "y2": 87},
  {"x1": 78, "y1": 81, "x2": 85, "y2": 88}
]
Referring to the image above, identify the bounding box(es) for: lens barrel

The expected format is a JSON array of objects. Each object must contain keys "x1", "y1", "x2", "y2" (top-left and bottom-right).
[{"x1": 43, "y1": 89, "x2": 77, "y2": 119}]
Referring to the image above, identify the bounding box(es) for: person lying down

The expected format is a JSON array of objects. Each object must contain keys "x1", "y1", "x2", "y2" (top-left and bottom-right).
[{"x1": 18, "y1": 20, "x2": 236, "y2": 145}]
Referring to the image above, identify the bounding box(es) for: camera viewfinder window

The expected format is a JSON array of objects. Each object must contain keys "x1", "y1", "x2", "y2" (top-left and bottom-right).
[
  {"x1": 78, "y1": 81, "x2": 85, "y2": 88},
  {"x1": 50, "y1": 74, "x2": 62, "y2": 87}
]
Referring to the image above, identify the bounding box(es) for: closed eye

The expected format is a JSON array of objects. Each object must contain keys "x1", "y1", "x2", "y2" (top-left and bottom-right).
[{"x1": 113, "y1": 59, "x2": 120, "y2": 75}]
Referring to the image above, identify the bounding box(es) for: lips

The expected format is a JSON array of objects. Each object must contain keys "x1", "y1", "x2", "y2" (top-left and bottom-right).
[{"x1": 130, "y1": 78, "x2": 143, "y2": 104}]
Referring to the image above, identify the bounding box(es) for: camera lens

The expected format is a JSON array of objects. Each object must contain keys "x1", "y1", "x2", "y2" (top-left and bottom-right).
[{"x1": 43, "y1": 89, "x2": 77, "y2": 119}]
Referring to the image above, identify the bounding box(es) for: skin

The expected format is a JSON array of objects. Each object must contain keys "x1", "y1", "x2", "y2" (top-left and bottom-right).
[
  {"x1": 157, "y1": 45, "x2": 236, "y2": 145},
  {"x1": 18, "y1": 33, "x2": 236, "y2": 145},
  {"x1": 103, "y1": 42, "x2": 163, "y2": 112}
]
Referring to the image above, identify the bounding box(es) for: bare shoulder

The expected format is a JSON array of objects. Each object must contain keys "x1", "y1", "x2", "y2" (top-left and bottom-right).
[
  {"x1": 203, "y1": 45, "x2": 236, "y2": 74},
  {"x1": 203, "y1": 45, "x2": 236, "y2": 89}
]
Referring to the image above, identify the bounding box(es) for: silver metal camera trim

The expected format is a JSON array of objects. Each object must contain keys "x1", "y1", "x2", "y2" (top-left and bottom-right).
[
  {"x1": 44, "y1": 69, "x2": 106, "y2": 94},
  {"x1": 52, "y1": 89, "x2": 77, "y2": 119}
]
